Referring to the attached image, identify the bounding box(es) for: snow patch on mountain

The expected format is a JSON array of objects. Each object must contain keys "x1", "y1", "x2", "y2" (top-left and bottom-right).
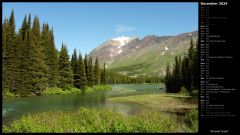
[
  {"x1": 118, "y1": 49, "x2": 122, "y2": 54},
  {"x1": 112, "y1": 36, "x2": 134, "y2": 48}
]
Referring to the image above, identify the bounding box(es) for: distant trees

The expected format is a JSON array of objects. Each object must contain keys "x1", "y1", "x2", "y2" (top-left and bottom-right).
[{"x1": 165, "y1": 38, "x2": 198, "y2": 93}]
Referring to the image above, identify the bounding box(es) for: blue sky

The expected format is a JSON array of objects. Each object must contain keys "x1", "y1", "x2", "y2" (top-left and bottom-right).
[{"x1": 2, "y1": 2, "x2": 198, "y2": 55}]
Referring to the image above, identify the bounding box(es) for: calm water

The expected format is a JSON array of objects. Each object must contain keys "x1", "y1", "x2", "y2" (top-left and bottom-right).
[{"x1": 2, "y1": 84, "x2": 172, "y2": 125}]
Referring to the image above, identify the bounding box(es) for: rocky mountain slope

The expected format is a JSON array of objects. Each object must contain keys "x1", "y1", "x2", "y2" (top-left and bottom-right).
[{"x1": 89, "y1": 31, "x2": 198, "y2": 77}]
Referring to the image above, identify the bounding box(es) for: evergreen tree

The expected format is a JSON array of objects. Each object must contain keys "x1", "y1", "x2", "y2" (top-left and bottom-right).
[
  {"x1": 94, "y1": 57, "x2": 100, "y2": 85},
  {"x1": 3, "y1": 11, "x2": 60, "y2": 96},
  {"x1": 29, "y1": 16, "x2": 48, "y2": 93},
  {"x1": 87, "y1": 57, "x2": 94, "y2": 86},
  {"x1": 5, "y1": 10, "x2": 18, "y2": 92},
  {"x1": 41, "y1": 24, "x2": 59, "y2": 87},
  {"x1": 165, "y1": 63, "x2": 172, "y2": 92},
  {"x1": 12, "y1": 30, "x2": 23, "y2": 94},
  {"x1": 2, "y1": 18, "x2": 8, "y2": 90},
  {"x1": 171, "y1": 56, "x2": 181, "y2": 92},
  {"x1": 71, "y1": 49, "x2": 78, "y2": 74},
  {"x1": 181, "y1": 56, "x2": 191, "y2": 90},
  {"x1": 58, "y1": 44, "x2": 73, "y2": 88},
  {"x1": 101, "y1": 62, "x2": 107, "y2": 84},
  {"x1": 19, "y1": 14, "x2": 35, "y2": 96},
  {"x1": 20, "y1": 15, "x2": 28, "y2": 41},
  {"x1": 192, "y1": 40, "x2": 199, "y2": 90},
  {"x1": 77, "y1": 53, "x2": 87, "y2": 89},
  {"x1": 48, "y1": 28, "x2": 59, "y2": 87},
  {"x1": 84, "y1": 54, "x2": 88, "y2": 84},
  {"x1": 71, "y1": 49, "x2": 78, "y2": 87}
]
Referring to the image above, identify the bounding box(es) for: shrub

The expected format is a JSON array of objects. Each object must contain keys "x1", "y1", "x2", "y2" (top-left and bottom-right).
[
  {"x1": 179, "y1": 87, "x2": 189, "y2": 95},
  {"x1": 82, "y1": 86, "x2": 94, "y2": 93},
  {"x1": 3, "y1": 88, "x2": 19, "y2": 98},
  {"x1": 190, "y1": 90, "x2": 198, "y2": 96},
  {"x1": 42, "y1": 87, "x2": 80, "y2": 95},
  {"x1": 184, "y1": 109, "x2": 198, "y2": 132}
]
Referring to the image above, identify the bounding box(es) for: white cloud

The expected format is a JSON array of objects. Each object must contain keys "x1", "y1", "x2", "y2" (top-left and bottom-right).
[{"x1": 115, "y1": 25, "x2": 135, "y2": 34}]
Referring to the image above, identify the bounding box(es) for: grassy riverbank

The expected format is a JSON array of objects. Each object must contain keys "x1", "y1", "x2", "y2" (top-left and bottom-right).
[
  {"x1": 3, "y1": 107, "x2": 197, "y2": 133},
  {"x1": 3, "y1": 85, "x2": 112, "y2": 98},
  {"x1": 3, "y1": 93, "x2": 198, "y2": 133},
  {"x1": 41, "y1": 85, "x2": 112, "y2": 95},
  {"x1": 107, "y1": 93, "x2": 198, "y2": 132},
  {"x1": 107, "y1": 93, "x2": 197, "y2": 113}
]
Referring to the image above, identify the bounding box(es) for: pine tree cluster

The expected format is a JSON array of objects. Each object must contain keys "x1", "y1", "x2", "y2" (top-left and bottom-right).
[
  {"x1": 2, "y1": 11, "x2": 107, "y2": 96},
  {"x1": 165, "y1": 38, "x2": 199, "y2": 93}
]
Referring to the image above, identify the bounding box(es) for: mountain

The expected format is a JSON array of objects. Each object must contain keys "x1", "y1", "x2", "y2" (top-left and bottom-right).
[{"x1": 89, "y1": 31, "x2": 198, "y2": 77}]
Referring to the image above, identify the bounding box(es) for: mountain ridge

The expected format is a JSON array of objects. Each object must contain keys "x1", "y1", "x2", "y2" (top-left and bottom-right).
[{"x1": 89, "y1": 30, "x2": 198, "y2": 77}]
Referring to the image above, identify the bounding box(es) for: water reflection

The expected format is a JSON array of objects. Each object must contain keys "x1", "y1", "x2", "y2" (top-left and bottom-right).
[{"x1": 3, "y1": 84, "x2": 181, "y2": 125}]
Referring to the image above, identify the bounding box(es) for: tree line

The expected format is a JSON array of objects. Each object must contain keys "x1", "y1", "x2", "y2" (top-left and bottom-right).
[
  {"x1": 2, "y1": 10, "x2": 108, "y2": 96},
  {"x1": 165, "y1": 38, "x2": 198, "y2": 93}
]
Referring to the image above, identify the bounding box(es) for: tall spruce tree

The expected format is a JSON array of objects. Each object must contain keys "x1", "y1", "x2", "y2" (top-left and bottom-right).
[
  {"x1": 94, "y1": 57, "x2": 100, "y2": 85},
  {"x1": 87, "y1": 57, "x2": 94, "y2": 86},
  {"x1": 181, "y1": 56, "x2": 191, "y2": 90},
  {"x1": 58, "y1": 44, "x2": 73, "y2": 88},
  {"x1": 41, "y1": 24, "x2": 59, "y2": 87},
  {"x1": 192, "y1": 40, "x2": 199, "y2": 90},
  {"x1": 71, "y1": 49, "x2": 78, "y2": 74},
  {"x1": 165, "y1": 63, "x2": 172, "y2": 92},
  {"x1": 71, "y1": 49, "x2": 78, "y2": 87},
  {"x1": 5, "y1": 10, "x2": 16, "y2": 92},
  {"x1": 84, "y1": 53, "x2": 88, "y2": 84},
  {"x1": 29, "y1": 16, "x2": 48, "y2": 92},
  {"x1": 171, "y1": 56, "x2": 181, "y2": 92},
  {"x1": 77, "y1": 53, "x2": 87, "y2": 89},
  {"x1": 101, "y1": 62, "x2": 107, "y2": 85},
  {"x1": 2, "y1": 18, "x2": 8, "y2": 90},
  {"x1": 48, "y1": 28, "x2": 59, "y2": 87},
  {"x1": 187, "y1": 38, "x2": 195, "y2": 91}
]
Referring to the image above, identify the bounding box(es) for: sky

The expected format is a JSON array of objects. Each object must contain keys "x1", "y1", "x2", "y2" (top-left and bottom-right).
[{"x1": 2, "y1": 2, "x2": 198, "y2": 55}]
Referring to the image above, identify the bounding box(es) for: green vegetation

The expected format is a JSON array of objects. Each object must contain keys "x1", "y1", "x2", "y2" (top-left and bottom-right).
[
  {"x1": 2, "y1": 107, "x2": 196, "y2": 133},
  {"x1": 3, "y1": 88, "x2": 20, "y2": 98},
  {"x1": 82, "y1": 85, "x2": 112, "y2": 93},
  {"x1": 108, "y1": 93, "x2": 197, "y2": 113},
  {"x1": 58, "y1": 44, "x2": 73, "y2": 88},
  {"x1": 179, "y1": 86, "x2": 190, "y2": 96},
  {"x1": 108, "y1": 93, "x2": 198, "y2": 132},
  {"x1": 42, "y1": 87, "x2": 80, "y2": 95},
  {"x1": 42, "y1": 85, "x2": 112, "y2": 95},
  {"x1": 184, "y1": 109, "x2": 198, "y2": 132},
  {"x1": 2, "y1": 10, "x2": 114, "y2": 97},
  {"x1": 94, "y1": 57, "x2": 100, "y2": 85},
  {"x1": 165, "y1": 38, "x2": 198, "y2": 93}
]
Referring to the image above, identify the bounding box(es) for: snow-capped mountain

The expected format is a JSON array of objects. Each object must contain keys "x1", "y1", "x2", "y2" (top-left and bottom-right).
[{"x1": 89, "y1": 31, "x2": 198, "y2": 77}]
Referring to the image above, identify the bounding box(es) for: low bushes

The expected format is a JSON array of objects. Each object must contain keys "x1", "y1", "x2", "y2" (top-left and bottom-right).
[
  {"x1": 184, "y1": 108, "x2": 198, "y2": 132},
  {"x1": 42, "y1": 87, "x2": 80, "y2": 95}
]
